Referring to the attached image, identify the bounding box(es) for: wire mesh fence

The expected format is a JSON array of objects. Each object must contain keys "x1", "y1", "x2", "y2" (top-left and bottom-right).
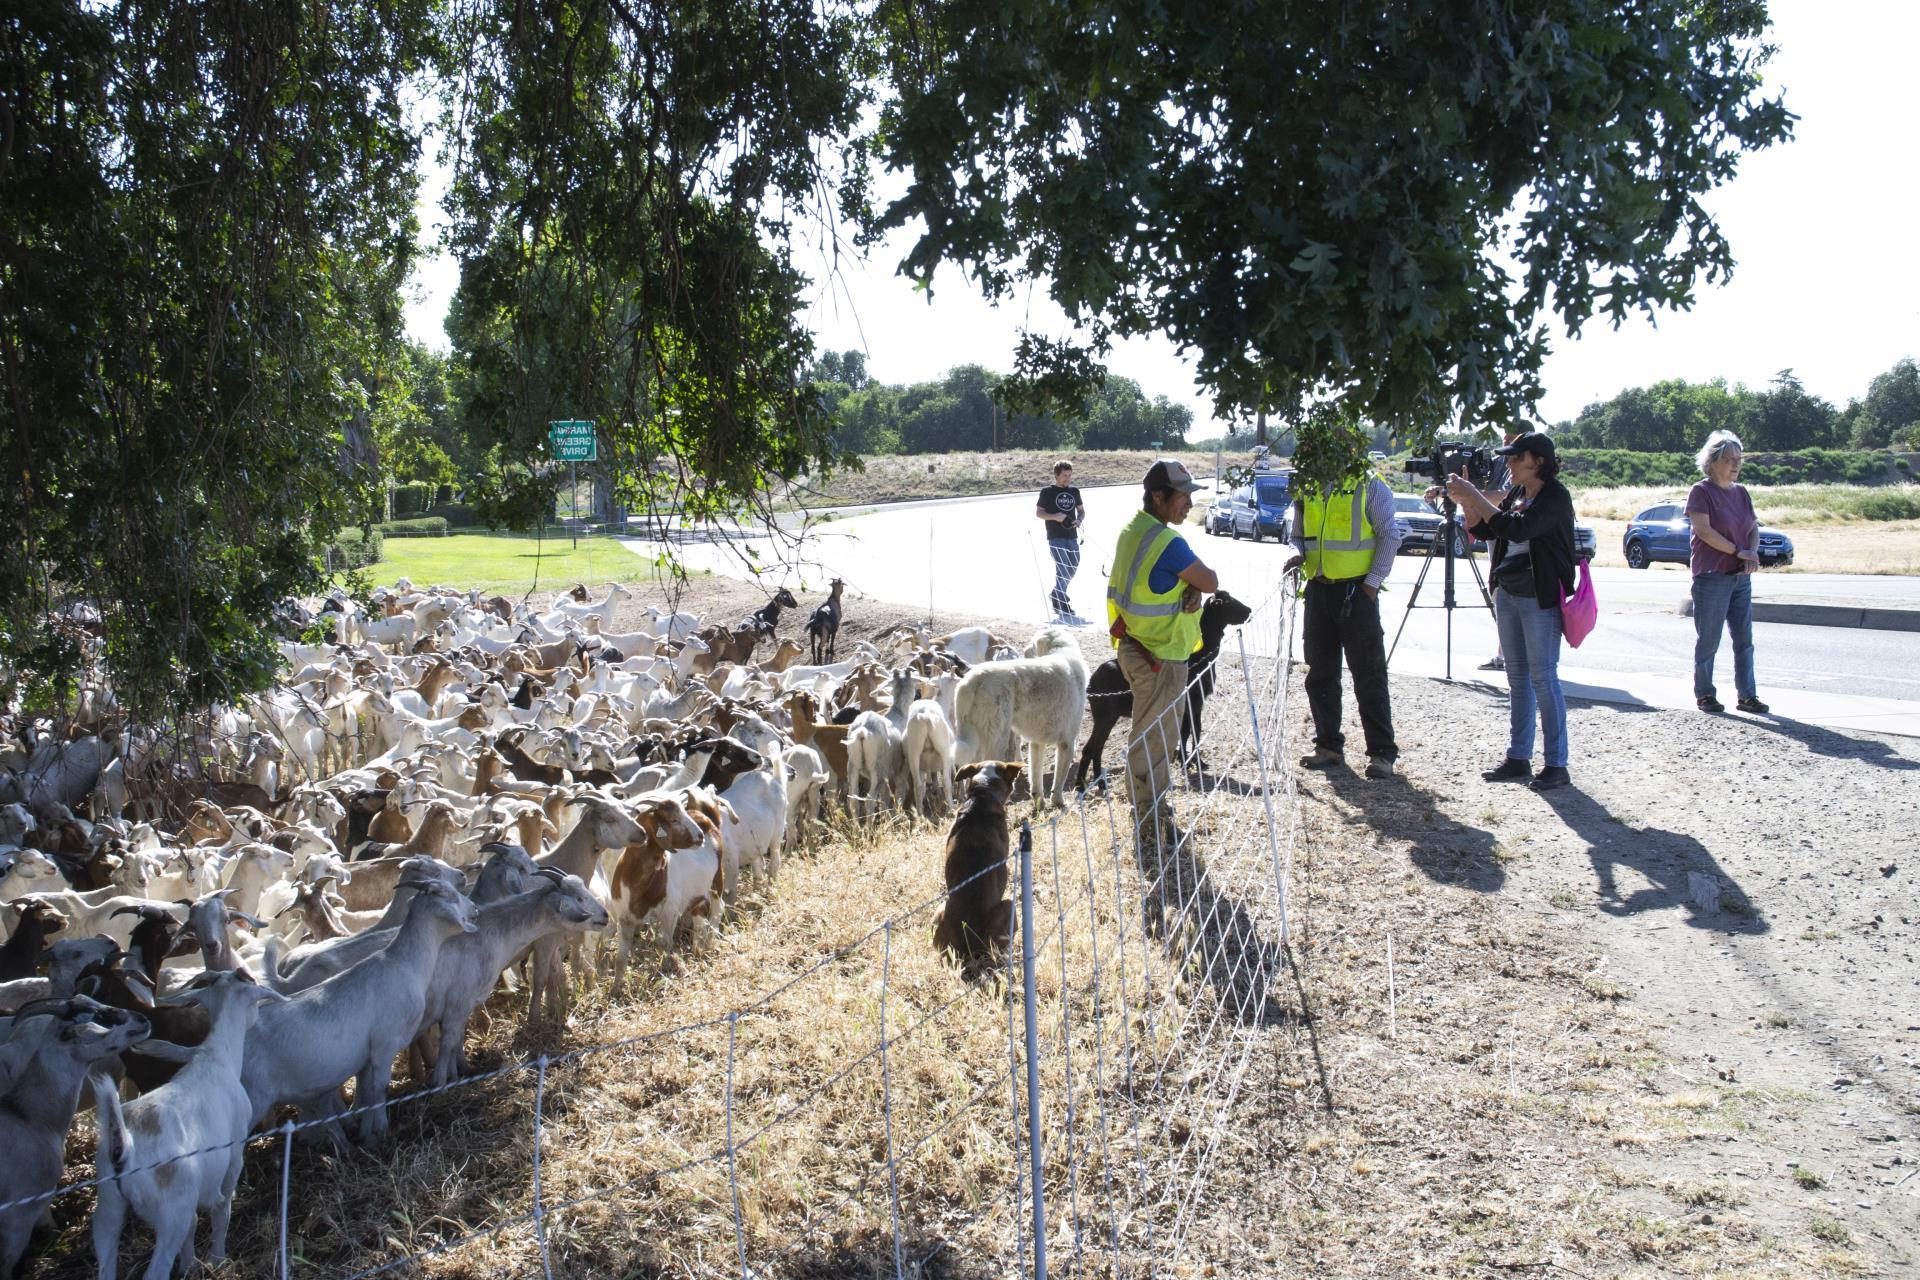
[{"x1": 13, "y1": 585, "x2": 1298, "y2": 1279}]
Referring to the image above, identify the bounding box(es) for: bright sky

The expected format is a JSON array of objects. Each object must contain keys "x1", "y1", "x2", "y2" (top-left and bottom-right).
[{"x1": 403, "y1": 0, "x2": 1919, "y2": 432}]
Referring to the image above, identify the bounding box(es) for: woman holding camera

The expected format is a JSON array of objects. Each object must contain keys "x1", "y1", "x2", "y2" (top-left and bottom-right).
[
  {"x1": 1445, "y1": 433, "x2": 1578, "y2": 791},
  {"x1": 1688, "y1": 430, "x2": 1767, "y2": 714}
]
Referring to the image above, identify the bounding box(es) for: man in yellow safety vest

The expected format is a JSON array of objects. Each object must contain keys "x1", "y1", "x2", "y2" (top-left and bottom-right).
[
  {"x1": 1283, "y1": 468, "x2": 1403, "y2": 778},
  {"x1": 1107, "y1": 459, "x2": 1220, "y2": 846}
]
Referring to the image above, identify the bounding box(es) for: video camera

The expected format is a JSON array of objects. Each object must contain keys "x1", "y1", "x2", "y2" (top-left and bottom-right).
[{"x1": 1404, "y1": 441, "x2": 1494, "y2": 490}]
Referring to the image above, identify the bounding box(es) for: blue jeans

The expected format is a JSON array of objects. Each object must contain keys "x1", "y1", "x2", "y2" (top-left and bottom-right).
[
  {"x1": 1048, "y1": 539, "x2": 1081, "y2": 612},
  {"x1": 1692, "y1": 571, "x2": 1757, "y2": 701},
  {"x1": 1494, "y1": 587, "x2": 1568, "y2": 768}
]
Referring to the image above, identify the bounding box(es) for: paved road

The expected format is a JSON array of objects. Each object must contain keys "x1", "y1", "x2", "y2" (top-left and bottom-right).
[{"x1": 621, "y1": 485, "x2": 1920, "y2": 735}]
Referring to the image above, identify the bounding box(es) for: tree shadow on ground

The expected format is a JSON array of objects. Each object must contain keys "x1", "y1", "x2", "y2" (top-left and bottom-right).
[
  {"x1": 1322, "y1": 770, "x2": 1507, "y2": 894},
  {"x1": 1736, "y1": 713, "x2": 1920, "y2": 772},
  {"x1": 1535, "y1": 786, "x2": 1770, "y2": 935}
]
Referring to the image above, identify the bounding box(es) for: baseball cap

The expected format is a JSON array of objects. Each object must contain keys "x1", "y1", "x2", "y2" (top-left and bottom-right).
[
  {"x1": 1143, "y1": 458, "x2": 1203, "y2": 494},
  {"x1": 1496, "y1": 432, "x2": 1556, "y2": 463}
]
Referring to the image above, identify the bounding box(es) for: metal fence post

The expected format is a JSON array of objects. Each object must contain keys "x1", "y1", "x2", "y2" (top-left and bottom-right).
[
  {"x1": 881, "y1": 921, "x2": 906, "y2": 1278},
  {"x1": 533, "y1": 1055, "x2": 554, "y2": 1280},
  {"x1": 1017, "y1": 821, "x2": 1049, "y2": 1280},
  {"x1": 277, "y1": 1118, "x2": 295, "y2": 1280}
]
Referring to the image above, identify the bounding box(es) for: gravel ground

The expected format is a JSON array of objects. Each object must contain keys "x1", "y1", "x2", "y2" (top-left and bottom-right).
[{"x1": 1269, "y1": 662, "x2": 1919, "y2": 1273}]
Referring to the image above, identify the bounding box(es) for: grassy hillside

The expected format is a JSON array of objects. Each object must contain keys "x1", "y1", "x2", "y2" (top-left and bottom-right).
[{"x1": 786, "y1": 447, "x2": 1257, "y2": 506}]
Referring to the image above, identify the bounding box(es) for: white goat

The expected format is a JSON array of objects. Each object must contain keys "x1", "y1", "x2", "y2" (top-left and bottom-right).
[
  {"x1": 0, "y1": 847, "x2": 65, "y2": 902},
  {"x1": 782, "y1": 744, "x2": 829, "y2": 848},
  {"x1": 90, "y1": 971, "x2": 285, "y2": 1280},
  {"x1": 413, "y1": 869, "x2": 606, "y2": 1086},
  {"x1": 527, "y1": 794, "x2": 648, "y2": 1024},
  {"x1": 0, "y1": 1002, "x2": 150, "y2": 1276},
  {"x1": 240, "y1": 880, "x2": 478, "y2": 1144},
  {"x1": 900, "y1": 693, "x2": 957, "y2": 818},
  {"x1": 845, "y1": 669, "x2": 916, "y2": 820}
]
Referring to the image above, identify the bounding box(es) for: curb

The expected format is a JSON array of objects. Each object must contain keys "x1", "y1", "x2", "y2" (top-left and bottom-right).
[{"x1": 1675, "y1": 599, "x2": 1920, "y2": 632}]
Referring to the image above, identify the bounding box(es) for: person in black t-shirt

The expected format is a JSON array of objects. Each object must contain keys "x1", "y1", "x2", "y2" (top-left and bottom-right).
[{"x1": 1036, "y1": 460, "x2": 1086, "y2": 620}]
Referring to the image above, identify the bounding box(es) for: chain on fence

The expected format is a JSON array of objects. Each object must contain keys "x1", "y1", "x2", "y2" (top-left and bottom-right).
[{"x1": 11, "y1": 585, "x2": 1299, "y2": 1279}]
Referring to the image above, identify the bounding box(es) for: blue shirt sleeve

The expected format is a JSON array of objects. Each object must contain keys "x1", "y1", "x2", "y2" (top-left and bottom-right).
[{"x1": 1146, "y1": 533, "x2": 1197, "y2": 594}]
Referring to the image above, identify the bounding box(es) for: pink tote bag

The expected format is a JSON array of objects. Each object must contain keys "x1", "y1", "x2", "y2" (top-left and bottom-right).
[{"x1": 1560, "y1": 561, "x2": 1597, "y2": 647}]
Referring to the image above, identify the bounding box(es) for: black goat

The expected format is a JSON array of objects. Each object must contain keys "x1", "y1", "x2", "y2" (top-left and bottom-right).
[
  {"x1": 741, "y1": 587, "x2": 801, "y2": 636},
  {"x1": 1072, "y1": 590, "x2": 1255, "y2": 792},
  {"x1": 806, "y1": 578, "x2": 847, "y2": 663},
  {"x1": 109, "y1": 903, "x2": 187, "y2": 984},
  {"x1": 0, "y1": 900, "x2": 65, "y2": 981},
  {"x1": 76, "y1": 959, "x2": 211, "y2": 1093}
]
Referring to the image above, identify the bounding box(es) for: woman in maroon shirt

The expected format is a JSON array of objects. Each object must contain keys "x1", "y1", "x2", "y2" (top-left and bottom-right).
[{"x1": 1688, "y1": 431, "x2": 1767, "y2": 714}]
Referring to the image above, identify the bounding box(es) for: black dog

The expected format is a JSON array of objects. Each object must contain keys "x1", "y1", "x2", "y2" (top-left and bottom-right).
[
  {"x1": 1072, "y1": 589, "x2": 1255, "y2": 792},
  {"x1": 931, "y1": 760, "x2": 1024, "y2": 978}
]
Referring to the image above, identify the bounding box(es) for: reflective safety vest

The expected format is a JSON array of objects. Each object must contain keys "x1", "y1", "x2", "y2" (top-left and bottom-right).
[
  {"x1": 1107, "y1": 510, "x2": 1203, "y2": 662},
  {"x1": 1299, "y1": 481, "x2": 1377, "y2": 582}
]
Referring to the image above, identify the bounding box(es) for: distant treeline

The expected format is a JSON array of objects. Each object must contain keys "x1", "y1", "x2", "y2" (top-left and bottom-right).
[
  {"x1": 1554, "y1": 361, "x2": 1920, "y2": 453},
  {"x1": 812, "y1": 353, "x2": 1193, "y2": 454}
]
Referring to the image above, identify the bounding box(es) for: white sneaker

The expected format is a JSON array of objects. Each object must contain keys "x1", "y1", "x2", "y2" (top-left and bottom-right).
[{"x1": 1365, "y1": 755, "x2": 1396, "y2": 780}]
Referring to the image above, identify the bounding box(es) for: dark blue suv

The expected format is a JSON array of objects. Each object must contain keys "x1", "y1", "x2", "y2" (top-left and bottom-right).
[
  {"x1": 1622, "y1": 502, "x2": 1795, "y2": 568},
  {"x1": 1231, "y1": 473, "x2": 1293, "y2": 542}
]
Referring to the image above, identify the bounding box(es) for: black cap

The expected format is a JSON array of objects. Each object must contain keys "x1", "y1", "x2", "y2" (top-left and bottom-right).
[{"x1": 1496, "y1": 432, "x2": 1556, "y2": 463}]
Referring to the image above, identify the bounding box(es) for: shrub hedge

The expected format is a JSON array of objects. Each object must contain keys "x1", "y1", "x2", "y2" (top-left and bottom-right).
[
  {"x1": 424, "y1": 502, "x2": 480, "y2": 528},
  {"x1": 1851, "y1": 491, "x2": 1920, "y2": 522},
  {"x1": 1551, "y1": 448, "x2": 1895, "y2": 489},
  {"x1": 374, "y1": 516, "x2": 449, "y2": 538},
  {"x1": 322, "y1": 527, "x2": 384, "y2": 569},
  {"x1": 390, "y1": 483, "x2": 434, "y2": 517}
]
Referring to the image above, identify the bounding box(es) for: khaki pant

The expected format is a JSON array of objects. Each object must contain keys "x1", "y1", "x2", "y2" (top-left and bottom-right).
[{"x1": 1117, "y1": 641, "x2": 1188, "y2": 823}]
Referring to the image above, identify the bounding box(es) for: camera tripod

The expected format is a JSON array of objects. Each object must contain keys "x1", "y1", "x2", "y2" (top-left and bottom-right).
[{"x1": 1387, "y1": 495, "x2": 1496, "y2": 680}]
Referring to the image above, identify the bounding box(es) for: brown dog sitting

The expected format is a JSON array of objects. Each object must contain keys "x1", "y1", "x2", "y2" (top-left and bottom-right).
[{"x1": 932, "y1": 760, "x2": 1024, "y2": 977}]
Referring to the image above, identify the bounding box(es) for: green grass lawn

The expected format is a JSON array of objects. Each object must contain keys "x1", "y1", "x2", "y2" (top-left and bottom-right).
[{"x1": 362, "y1": 532, "x2": 659, "y2": 595}]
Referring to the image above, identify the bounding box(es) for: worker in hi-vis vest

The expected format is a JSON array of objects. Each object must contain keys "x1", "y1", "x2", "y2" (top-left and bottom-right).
[
  {"x1": 1283, "y1": 468, "x2": 1403, "y2": 779},
  {"x1": 1106, "y1": 459, "x2": 1220, "y2": 846}
]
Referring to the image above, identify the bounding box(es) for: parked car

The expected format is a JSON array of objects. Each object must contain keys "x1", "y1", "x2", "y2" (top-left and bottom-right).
[
  {"x1": 1393, "y1": 493, "x2": 1477, "y2": 558},
  {"x1": 1395, "y1": 493, "x2": 1598, "y2": 563},
  {"x1": 1203, "y1": 489, "x2": 1241, "y2": 536},
  {"x1": 1230, "y1": 473, "x2": 1293, "y2": 542},
  {"x1": 1621, "y1": 503, "x2": 1794, "y2": 568}
]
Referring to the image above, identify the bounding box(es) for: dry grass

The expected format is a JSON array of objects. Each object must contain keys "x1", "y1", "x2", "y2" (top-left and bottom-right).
[
  {"x1": 784, "y1": 449, "x2": 1238, "y2": 508},
  {"x1": 43, "y1": 786, "x2": 1280, "y2": 1280}
]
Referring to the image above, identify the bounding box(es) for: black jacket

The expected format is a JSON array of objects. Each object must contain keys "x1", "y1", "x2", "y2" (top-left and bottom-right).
[{"x1": 1470, "y1": 477, "x2": 1576, "y2": 603}]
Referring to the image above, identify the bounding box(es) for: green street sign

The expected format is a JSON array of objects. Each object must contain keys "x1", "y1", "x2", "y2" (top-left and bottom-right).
[{"x1": 548, "y1": 420, "x2": 597, "y2": 462}]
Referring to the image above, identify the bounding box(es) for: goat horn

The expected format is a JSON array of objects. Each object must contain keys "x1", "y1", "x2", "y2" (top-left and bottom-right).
[{"x1": 6, "y1": 998, "x2": 73, "y2": 1022}]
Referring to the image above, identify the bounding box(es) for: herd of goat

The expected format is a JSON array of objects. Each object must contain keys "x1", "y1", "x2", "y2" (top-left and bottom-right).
[{"x1": 0, "y1": 575, "x2": 1251, "y2": 1278}]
